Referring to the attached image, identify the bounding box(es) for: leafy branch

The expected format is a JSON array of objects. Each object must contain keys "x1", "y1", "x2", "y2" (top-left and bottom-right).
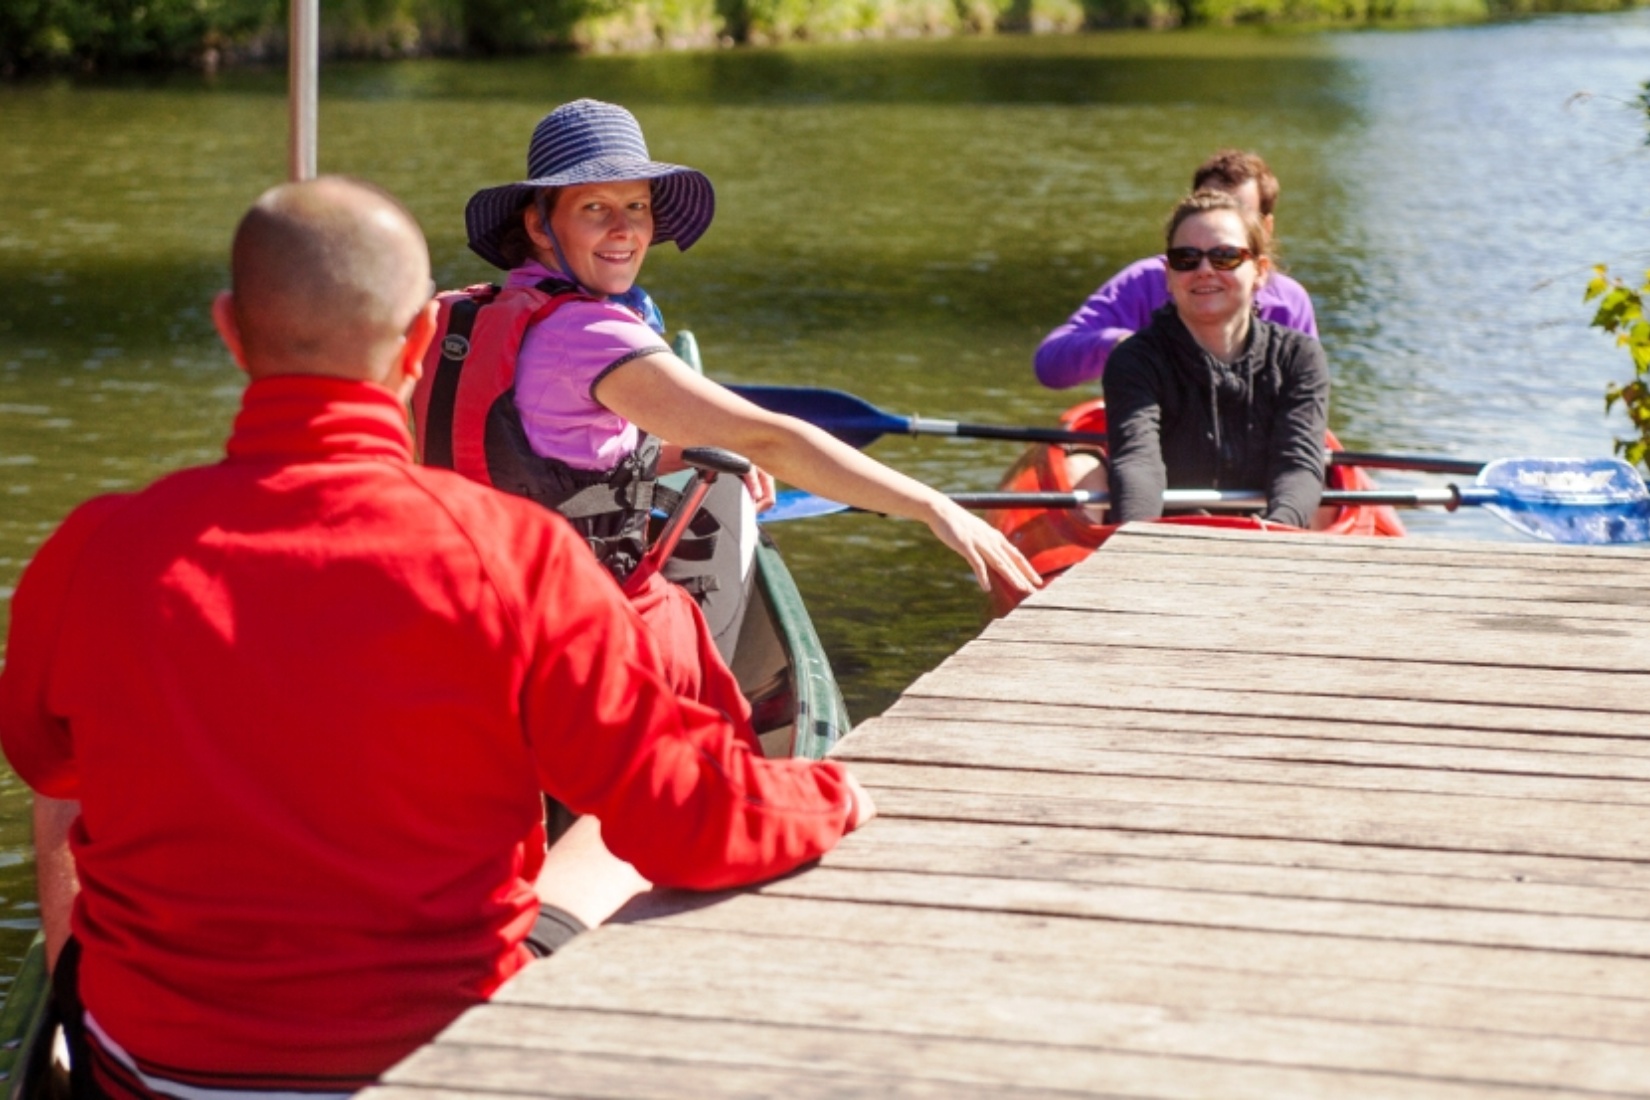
[
  {"x1": 1586, "y1": 77, "x2": 1650, "y2": 473},
  {"x1": 1589, "y1": 265, "x2": 1650, "y2": 471}
]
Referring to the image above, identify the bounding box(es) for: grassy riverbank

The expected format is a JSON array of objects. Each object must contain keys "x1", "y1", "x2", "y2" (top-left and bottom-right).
[{"x1": 1, "y1": 0, "x2": 1642, "y2": 72}]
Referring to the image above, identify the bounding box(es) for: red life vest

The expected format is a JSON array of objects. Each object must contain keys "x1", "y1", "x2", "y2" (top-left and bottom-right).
[{"x1": 412, "y1": 280, "x2": 665, "y2": 584}]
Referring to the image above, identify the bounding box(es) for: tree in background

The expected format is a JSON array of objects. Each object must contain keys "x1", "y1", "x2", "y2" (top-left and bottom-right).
[
  {"x1": 0, "y1": 0, "x2": 273, "y2": 73},
  {"x1": 1587, "y1": 79, "x2": 1650, "y2": 472}
]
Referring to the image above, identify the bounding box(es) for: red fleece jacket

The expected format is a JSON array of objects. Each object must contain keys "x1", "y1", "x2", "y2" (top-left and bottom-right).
[{"x1": 0, "y1": 374, "x2": 852, "y2": 1088}]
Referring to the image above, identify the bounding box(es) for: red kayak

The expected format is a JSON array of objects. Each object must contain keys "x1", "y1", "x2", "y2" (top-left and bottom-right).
[{"x1": 986, "y1": 398, "x2": 1407, "y2": 615}]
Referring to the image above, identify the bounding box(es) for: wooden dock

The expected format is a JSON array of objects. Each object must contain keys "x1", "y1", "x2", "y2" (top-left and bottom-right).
[{"x1": 368, "y1": 524, "x2": 1650, "y2": 1099}]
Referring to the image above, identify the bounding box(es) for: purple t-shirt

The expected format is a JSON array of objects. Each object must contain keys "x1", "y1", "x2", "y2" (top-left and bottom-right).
[
  {"x1": 1033, "y1": 256, "x2": 1318, "y2": 390},
  {"x1": 508, "y1": 262, "x2": 670, "y2": 471}
]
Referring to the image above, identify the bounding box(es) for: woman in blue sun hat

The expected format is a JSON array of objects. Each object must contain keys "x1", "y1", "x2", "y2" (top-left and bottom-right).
[{"x1": 415, "y1": 98, "x2": 1040, "y2": 718}]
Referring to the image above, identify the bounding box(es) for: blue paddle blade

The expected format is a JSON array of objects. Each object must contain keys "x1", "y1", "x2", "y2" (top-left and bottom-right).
[
  {"x1": 728, "y1": 384, "x2": 906, "y2": 449},
  {"x1": 1476, "y1": 457, "x2": 1650, "y2": 545},
  {"x1": 762, "y1": 489, "x2": 853, "y2": 524}
]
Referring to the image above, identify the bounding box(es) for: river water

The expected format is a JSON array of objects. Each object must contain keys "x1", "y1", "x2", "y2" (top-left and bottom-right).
[{"x1": 0, "y1": 11, "x2": 1646, "y2": 982}]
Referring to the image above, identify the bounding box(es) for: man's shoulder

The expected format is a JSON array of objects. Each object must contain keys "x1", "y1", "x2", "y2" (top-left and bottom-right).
[
  {"x1": 1260, "y1": 268, "x2": 1313, "y2": 307},
  {"x1": 1074, "y1": 256, "x2": 1168, "y2": 328},
  {"x1": 399, "y1": 462, "x2": 568, "y2": 532},
  {"x1": 1105, "y1": 255, "x2": 1169, "y2": 289},
  {"x1": 405, "y1": 464, "x2": 608, "y2": 565},
  {"x1": 28, "y1": 491, "x2": 139, "y2": 569}
]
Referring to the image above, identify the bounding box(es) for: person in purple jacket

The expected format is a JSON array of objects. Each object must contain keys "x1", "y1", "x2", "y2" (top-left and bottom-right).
[{"x1": 1034, "y1": 149, "x2": 1317, "y2": 389}]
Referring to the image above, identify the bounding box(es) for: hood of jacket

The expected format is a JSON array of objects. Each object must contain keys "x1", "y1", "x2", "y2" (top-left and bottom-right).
[{"x1": 1153, "y1": 303, "x2": 1277, "y2": 486}]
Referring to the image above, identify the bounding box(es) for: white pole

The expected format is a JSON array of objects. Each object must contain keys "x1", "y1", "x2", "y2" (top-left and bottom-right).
[{"x1": 288, "y1": 0, "x2": 318, "y2": 181}]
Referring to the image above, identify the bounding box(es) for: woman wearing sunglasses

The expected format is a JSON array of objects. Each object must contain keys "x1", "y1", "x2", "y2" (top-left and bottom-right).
[{"x1": 1100, "y1": 188, "x2": 1329, "y2": 526}]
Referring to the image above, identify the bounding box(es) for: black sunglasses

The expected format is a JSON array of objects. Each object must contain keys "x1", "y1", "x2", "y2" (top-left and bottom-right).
[{"x1": 1166, "y1": 246, "x2": 1254, "y2": 273}]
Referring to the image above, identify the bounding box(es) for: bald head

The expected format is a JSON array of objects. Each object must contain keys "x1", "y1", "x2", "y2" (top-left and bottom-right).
[{"x1": 224, "y1": 177, "x2": 431, "y2": 383}]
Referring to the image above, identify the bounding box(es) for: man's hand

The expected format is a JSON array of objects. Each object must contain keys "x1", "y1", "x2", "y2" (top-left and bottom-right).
[
  {"x1": 34, "y1": 795, "x2": 81, "y2": 974},
  {"x1": 845, "y1": 772, "x2": 877, "y2": 831}
]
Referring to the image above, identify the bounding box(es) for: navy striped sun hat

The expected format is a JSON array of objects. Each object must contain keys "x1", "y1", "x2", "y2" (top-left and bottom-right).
[{"x1": 464, "y1": 99, "x2": 715, "y2": 271}]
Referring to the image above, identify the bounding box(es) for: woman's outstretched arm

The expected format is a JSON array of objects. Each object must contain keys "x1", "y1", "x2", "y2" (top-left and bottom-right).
[{"x1": 596, "y1": 353, "x2": 1041, "y2": 595}]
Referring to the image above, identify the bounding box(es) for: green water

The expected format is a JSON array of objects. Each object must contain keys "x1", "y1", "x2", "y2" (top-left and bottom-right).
[{"x1": 2, "y1": 13, "x2": 1648, "y2": 981}]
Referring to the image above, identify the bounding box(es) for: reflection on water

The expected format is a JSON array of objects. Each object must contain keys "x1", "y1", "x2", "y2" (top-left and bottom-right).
[{"x1": 1, "y1": 12, "x2": 1647, "y2": 980}]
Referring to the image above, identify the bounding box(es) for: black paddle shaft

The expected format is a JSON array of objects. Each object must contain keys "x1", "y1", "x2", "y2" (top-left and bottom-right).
[{"x1": 910, "y1": 417, "x2": 1109, "y2": 446}]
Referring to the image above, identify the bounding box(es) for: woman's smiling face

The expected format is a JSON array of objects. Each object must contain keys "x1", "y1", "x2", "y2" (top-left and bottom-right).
[
  {"x1": 545, "y1": 180, "x2": 654, "y2": 295},
  {"x1": 1165, "y1": 208, "x2": 1269, "y2": 328}
]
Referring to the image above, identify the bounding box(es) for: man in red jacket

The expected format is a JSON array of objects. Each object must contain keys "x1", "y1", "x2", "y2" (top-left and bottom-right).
[{"x1": 0, "y1": 176, "x2": 872, "y2": 1099}]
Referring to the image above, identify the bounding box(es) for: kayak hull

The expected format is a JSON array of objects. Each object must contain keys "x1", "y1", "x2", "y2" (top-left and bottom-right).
[
  {"x1": 669, "y1": 329, "x2": 850, "y2": 761},
  {"x1": 986, "y1": 398, "x2": 1408, "y2": 615}
]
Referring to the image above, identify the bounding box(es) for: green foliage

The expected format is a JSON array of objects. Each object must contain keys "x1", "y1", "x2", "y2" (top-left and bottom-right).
[
  {"x1": 1, "y1": 0, "x2": 275, "y2": 72},
  {"x1": 574, "y1": 0, "x2": 718, "y2": 49},
  {"x1": 1176, "y1": 0, "x2": 1606, "y2": 26},
  {"x1": 1, "y1": 0, "x2": 1646, "y2": 70},
  {"x1": 324, "y1": 0, "x2": 467, "y2": 54},
  {"x1": 1586, "y1": 79, "x2": 1650, "y2": 474},
  {"x1": 1079, "y1": 0, "x2": 1180, "y2": 27},
  {"x1": 458, "y1": 0, "x2": 581, "y2": 51},
  {"x1": 1590, "y1": 265, "x2": 1650, "y2": 472},
  {"x1": 719, "y1": 0, "x2": 960, "y2": 43}
]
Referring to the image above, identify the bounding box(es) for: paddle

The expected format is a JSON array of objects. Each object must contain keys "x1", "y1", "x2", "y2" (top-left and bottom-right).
[
  {"x1": 727, "y1": 383, "x2": 1488, "y2": 475},
  {"x1": 726, "y1": 384, "x2": 1109, "y2": 449},
  {"x1": 761, "y1": 458, "x2": 1650, "y2": 545}
]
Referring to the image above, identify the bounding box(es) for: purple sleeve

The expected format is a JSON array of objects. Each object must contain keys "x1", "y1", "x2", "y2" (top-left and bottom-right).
[
  {"x1": 1034, "y1": 257, "x2": 1171, "y2": 390},
  {"x1": 1256, "y1": 271, "x2": 1318, "y2": 339}
]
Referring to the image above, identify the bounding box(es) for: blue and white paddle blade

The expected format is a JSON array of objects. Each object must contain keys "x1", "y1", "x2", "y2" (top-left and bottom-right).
[
  {"x1": 761, "y1": 489, "x2": 853, "y2": 524},
  {"x1": 1477, "y1": 457, "x2": 1650, "y2": 545}
]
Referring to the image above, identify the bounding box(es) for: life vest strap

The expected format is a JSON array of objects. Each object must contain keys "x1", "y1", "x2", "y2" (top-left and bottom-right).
[{"x1": 422, "y1": 292, "x2": 490, "y2": 470}]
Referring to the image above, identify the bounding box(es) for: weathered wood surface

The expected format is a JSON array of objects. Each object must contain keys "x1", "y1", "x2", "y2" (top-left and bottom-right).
[{"x1": 369, "y1": 524, "x2": 1650, "y2": 1099}]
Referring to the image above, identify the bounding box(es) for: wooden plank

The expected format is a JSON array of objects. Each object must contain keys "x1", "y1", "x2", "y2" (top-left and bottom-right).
[
  {"x1": 1069, "y1": 548, "x2": 1650, "y2": 593},
  {"x1": 491, "y1": 929, "x2": 1650, "y2": 1093},
  {"x1": 537, "y1": 925, "x2": 1650, "y2": 1045},
  {"x1": 1037, "y1": 561, "x2": 1650, "y2": 618},
  {"x1": 761, "y1": 864, "x2": 1650, "y2": 956},
  {"x1": 845, "y1": 816, "x2": 1650, "y2": 894},
  {"x1": 1059, "y1": 556, "x2": 1650, "y2": 599},
  {"x1": 407, "y1": 1003, "x2": 1600, "y2": 1100},
  {"x1": 1069, "y1": 540, "x2": 1650, "y2": 593},
  {"x1": 1073, "y1": 542, "x2": 1650, "y2": 589},
  {"x1": 386, "y1": 1041, "x2": 1088, "y2": 1099},
  {"x1": 904, "y1": 660, "x2": 1650, "y2": 738},
  {"x1": 856, "y1": 781, "x2": 1650, "y2": 866},
  {"x1": 880, "y1": 696, "x2": 1650, "y2": 770},
  {"x1": 838, "y1": 716, "x2": 1650, "y2": 804},
  {"x1": 988, "y1": 605, "x2": 1645, "y2": 673},
  {"x1": 1101, "y1": 523, "x2": 1650, "y2": 566},
  {"x1": 824, "y1": 826, "x2": 1650, "y2": 920},
  {"x1": 1084, "y1": 540, "x2": 1650, "y2": 588},
  {"x1": 915, "y1": 641, "x2": 1650, "y2": 719},
  {"x1": 847, "y1": 759, "x2": 1650, "y2": 848},
  {"x1": 615, "y1": 890, "x2": 1650, "y2": 1001},
  {"x1": 1103, "y1": 521, "x2": 1650, "y2": 556}
]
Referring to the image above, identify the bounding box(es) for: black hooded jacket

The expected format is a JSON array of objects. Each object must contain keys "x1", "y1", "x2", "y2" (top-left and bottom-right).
[{"x1": 1102, "y1": 304, "x2": 1329, "y2": 528}]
